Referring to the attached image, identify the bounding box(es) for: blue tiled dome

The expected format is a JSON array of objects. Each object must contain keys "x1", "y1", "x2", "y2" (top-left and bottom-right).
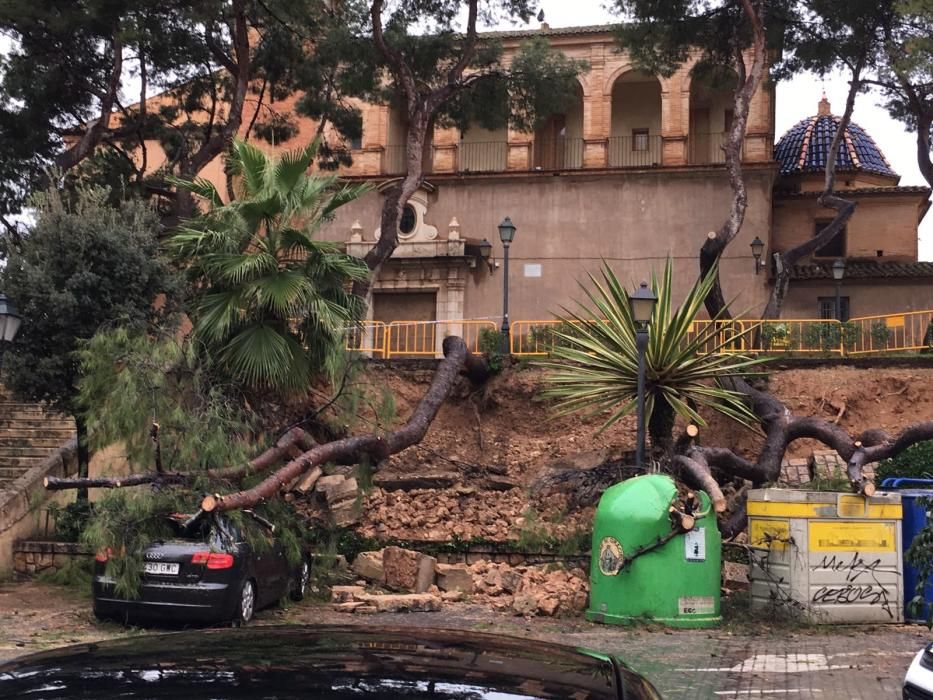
[{"x1": 773, "y1": 98, "x2": 896, "y2": 178}]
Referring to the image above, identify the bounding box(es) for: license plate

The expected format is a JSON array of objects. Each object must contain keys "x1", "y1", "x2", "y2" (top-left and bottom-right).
[{"x1": 143, "y1": 562, "x2": 180, "y2": 576}]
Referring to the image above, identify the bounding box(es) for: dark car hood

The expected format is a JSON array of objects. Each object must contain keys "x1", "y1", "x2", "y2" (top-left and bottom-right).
[{"x1": 0, "y1": 625, "x2": 629, "y2": 699}]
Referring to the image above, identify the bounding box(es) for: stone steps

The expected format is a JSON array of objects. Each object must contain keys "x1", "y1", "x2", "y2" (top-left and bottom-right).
[{"x1": 0, "y1": 386, "x2": 76, "y2": 490}]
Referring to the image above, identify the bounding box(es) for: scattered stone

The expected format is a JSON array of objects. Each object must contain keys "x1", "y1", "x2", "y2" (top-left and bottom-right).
[
  {"x1": 383, "y1": 546, "x2": 437, "y2": 593},
  {"x1": 294, "y1": 466, "x2": 323, "y2": 494},
  {"x1": 436, "y1": 563, "x2": 474, "y2": 594},
  {"x1": 315, "y1": 474, "x2": 347, "y2": 496},
  {"x1": 351, "y1": 551, "x2": 386, "y2": 584},
  {"x1": 326, "y1": 476, "x2": 359, "y2": 505},
  {"x1": 331, "y1": 585, "x2": 366, "y2": 603},
  {"x1": 723, "y1": 562, "x2": 749, "y2": 591},
  {"x1": 330, "y1": 500, "x2": 360, "y2": 526},
  {"x1": 374, "y1": 472, "x2": 459, "y2": 491},
  {"x1": 357, "y1": 593, "x2": 442, "y2": 613}
]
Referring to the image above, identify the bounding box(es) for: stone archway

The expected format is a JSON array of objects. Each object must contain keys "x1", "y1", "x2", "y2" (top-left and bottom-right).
[{"x1": 609, "y1": 70, "x2": 662, "y2": 167}]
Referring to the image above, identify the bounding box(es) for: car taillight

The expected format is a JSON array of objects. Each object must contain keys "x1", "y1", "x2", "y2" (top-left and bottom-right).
[
  {"x1": 95, "y1": 547, "x2": 112, "y2": 562},
  {"x1": 191, "y1": 552, "x2": 234, "y2": 569}
]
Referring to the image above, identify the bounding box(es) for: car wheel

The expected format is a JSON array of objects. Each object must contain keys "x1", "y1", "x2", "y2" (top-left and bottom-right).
[
  {"x1": 290, "y1": 559, "x2": 311, "y2": 602},
  {"x1": 233, "y1": 579, "x2": 256, "y2": 627}
]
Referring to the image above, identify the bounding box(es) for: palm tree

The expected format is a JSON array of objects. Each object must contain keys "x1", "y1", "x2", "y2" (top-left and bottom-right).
[
  {"x1": 169, "y1": 138, "x2": 370, "y2": 390},
  {"x1": 539, "y1": 259, "x2": 764, "y2": 457}
]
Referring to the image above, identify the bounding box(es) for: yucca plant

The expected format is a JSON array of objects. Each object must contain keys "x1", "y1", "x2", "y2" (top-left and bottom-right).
[
  {"x1": 539, "y1": 259, "x2": 765, "y2": 456},
  {"x1": 168, "y1": 139, "x2": 370, "y2": 390}
]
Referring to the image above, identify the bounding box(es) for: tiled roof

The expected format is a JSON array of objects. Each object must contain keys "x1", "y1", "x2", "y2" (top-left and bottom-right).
[
  {"x1": 774, "y1": 185, "x2": 930, "y2": 198},
  {"x1": 790, "y1": 260, "x2": 933, "y2": 280},
  {"x1": 480, "y1": 23, "x2": 618, "y2": 39},
  {"x1": 774, "y1": 107, "x2": 896, "y2": 178}
]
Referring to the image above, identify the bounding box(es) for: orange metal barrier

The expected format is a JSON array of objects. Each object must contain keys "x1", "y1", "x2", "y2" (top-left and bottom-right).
[
  {"x1": 345, "y1": 321, "x2": 388, "y2": 358},
  {"x1": 847, "y1": 310, "x2": 933, "y2": 355},
  {"x1": 386, "y1": 320, "x2": 497, "y2": 358},
  {"x1": 349, "y1": 310, "x2": 933, "y2": 359}
]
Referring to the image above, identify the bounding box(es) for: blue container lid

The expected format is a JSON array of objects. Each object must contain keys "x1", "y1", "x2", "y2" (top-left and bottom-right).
[{"x1": 881, "y1": 478, "x2": 933, "y2": 490}]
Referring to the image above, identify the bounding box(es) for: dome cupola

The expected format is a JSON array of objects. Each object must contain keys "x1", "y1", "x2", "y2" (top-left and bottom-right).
[{"x1": 773, "y1": 95, "x2": 896, "y2": 178}]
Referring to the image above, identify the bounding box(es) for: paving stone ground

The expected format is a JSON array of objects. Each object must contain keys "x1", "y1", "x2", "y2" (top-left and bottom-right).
[{"x1": 0, "y1": 580, "x2": 927, "y2": 698}]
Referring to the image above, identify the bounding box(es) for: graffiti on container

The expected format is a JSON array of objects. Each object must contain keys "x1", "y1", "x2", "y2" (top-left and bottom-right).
[
  {"x1": 810, "y1": 552, "x2": 894, "y2": 618},
  {"x1": 813, "y1": 553, "x2": 883, "y2": 583}
]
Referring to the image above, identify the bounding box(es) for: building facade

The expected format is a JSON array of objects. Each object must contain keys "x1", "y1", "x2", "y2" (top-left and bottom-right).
[{"x1": 136, "y1": 24, "x2": 931, "y2": 347}]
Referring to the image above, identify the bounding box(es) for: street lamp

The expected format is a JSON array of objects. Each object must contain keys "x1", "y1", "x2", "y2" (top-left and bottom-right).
[
  {"x1": 750, "y1": 236, "x2": 765, "y2": 275},
  {"x1": 498, "y1": 217, "x2": 516, "y2": 355},
  {"x1": 629, "y1": 281, "x2": 657, "y2": 470},
  {"x1": 832, "y1": 258, "x2": 846, "y2": 320},
  {"x1": 0, "y1": 293, "x2": 23, "y2": 373}
]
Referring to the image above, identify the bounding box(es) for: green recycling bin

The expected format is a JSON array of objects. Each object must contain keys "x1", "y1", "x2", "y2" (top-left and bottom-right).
[{"x1": 586, "y1": 474, "x2": 721, "y2": 628}]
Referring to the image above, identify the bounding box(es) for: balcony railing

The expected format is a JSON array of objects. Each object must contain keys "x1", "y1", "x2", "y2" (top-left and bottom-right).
[
  {"x1": 533, "y1": 136, "x2": 584, "y2": 170},
  {"x1": 383, "y1": 145, "x2": 407, "y2": 175},
  {"x1": 458, "y1": 141, "x2": 508, "y2": 173},
  {"x1": 607, "y1": 135, "x2": 662, "y2": 168}
]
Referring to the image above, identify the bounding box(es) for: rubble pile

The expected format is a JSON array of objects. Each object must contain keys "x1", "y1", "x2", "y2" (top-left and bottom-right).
[
  {"x1": 468, "y1": 560, "x2": 589, "y2": 617},
  {"x1": 334, "y1": 547, "x2": 589, "y2": 618},
  {"x1": 355, "y1": 487, "x2": 594, "y2": 543}
]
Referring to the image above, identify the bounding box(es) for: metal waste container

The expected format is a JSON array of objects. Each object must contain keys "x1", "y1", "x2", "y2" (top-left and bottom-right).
[
  {"x1": 881, "y1": 478, "x2": 933, "y2": 622},
  {"x1": 748, "y1": 488, "x2": 903, "y2": 623},
  {"x1": 587, "y1": 474, "x2": 721, "y2": 629}
]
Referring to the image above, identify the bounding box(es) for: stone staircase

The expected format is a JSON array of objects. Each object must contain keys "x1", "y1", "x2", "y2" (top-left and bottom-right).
[{"x1": 0, "y1": 385, "x2": 76, "y2": 490}]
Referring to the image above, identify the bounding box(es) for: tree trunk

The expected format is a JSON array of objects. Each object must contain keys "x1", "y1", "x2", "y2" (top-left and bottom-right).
[
  {"x1": 74, "y1": 414, "x2": 90, "y2": 503},
  {"x1": 352, "y1": 110, "x2": 429, "y2": 302},
  {"x1": 648, "y1": 395, "x2": 676, "y2": 459}
]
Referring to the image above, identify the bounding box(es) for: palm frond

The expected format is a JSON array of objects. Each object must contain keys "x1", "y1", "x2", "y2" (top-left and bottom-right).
[{"x1": 539, "y1": 258, "x2": 767, "y2": 439}]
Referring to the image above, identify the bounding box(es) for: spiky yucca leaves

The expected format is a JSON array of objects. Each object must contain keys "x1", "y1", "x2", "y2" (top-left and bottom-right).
[
  {"x1": 539, "y1": 259, "x2": 764, "y2": 454},
  {"x1": 169, "y1": 139, "x2": 370, "y2": 390}
]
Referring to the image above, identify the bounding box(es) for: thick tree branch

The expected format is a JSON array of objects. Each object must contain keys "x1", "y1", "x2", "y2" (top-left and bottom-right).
[
  {"x1": 56, "y1": 33, "x2": 123, "y2": 172},
  {"x1": 201, "y1": 336, "x2": 469, "y2": 512},
  {"x1": 700, "y1": 2, "x2": 768, "y2": 318}
]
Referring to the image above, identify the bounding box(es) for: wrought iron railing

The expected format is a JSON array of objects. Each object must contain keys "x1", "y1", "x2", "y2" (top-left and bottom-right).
[
  {"x1": 458, "y1": 141, "x2": 509, "y2": 173},
  {"x1": 607, "y1": 135, "x2": 663, "y2": 168}
]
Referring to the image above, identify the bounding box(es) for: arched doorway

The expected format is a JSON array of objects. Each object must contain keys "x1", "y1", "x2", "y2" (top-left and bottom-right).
[
  {"x1": 609, "y1": 70, "x2": 662, "y2": 167},
  {"x1": 533, "y1": 82, "x2": 584, "y2": 170},
  {"x1": 688, "y1": 66, "x2": 737, "y2": 165}
]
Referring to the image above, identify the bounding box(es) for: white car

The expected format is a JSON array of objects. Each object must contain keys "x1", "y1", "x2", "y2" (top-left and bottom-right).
[{"x1": 904, "y1": 642, "x2": 933, "y2": 699}]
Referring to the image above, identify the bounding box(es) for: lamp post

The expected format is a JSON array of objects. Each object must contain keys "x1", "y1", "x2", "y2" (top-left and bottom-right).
[
  {"x1": 832, "y1": 258, "x2": 846, "y2": 320},
  {"x1": 498, "y1": 217, "x2": 516, "y2": 355},
  {"x1": 0, "y1": 293, "x2": 23, "y2": 374},
  {"x1": 750, "y1": 236, "x2": 765, "y2": 275},
  {"x1": 629, "y1": 281, "x2": 657, "y2": 470}
]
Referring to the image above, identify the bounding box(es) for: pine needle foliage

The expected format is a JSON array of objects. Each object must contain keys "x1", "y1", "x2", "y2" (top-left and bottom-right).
[
  {"x1": 539, "y1": 259, "x2": 765, "y2": 447},
  {"x1": 78, "y1": 323, "x2": 256, "y2": 472},
  {"x1": 168, "y1": 138, "x2": 371, "y2": 391}
]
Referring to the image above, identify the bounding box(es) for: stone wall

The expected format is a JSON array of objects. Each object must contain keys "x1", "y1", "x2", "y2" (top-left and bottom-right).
[{"x1": 13, "y1": 541, "x2": 92, "y2": 577}]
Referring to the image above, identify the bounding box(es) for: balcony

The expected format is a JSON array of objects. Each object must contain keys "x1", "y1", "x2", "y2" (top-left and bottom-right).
[
  {"x1": 532, "y1": 136, "x2": 584, "y2": 171},
  {"x1": 607, "y1": 135, "x2": 662, "y2": 168},
  {"x1": 457, "y1": 141, "x2": 508, "y2": 173}
]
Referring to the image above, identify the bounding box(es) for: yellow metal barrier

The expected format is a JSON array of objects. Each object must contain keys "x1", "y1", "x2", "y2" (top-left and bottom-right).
[
  {"x1": 847, "y1": 310, "x2": 933, "y2": 355},
  {"x1": 352, "y1": 310, "x2": 933, "y2": 359},
  {"x1": 687, "y1": 320, "x2": 751, "y2": 355},
  {"x1": 510, "y1": 319, "x2": 611, "y2": 356},
  {"x1": 386, "y1": 320, "x2": 497, "y2": 358},
  {"x1": 740, "y1": 319, "x2": 847, "y2": 355},
  {"x1": 345, "y1": 321, "x2": 388, "y2": 358}
]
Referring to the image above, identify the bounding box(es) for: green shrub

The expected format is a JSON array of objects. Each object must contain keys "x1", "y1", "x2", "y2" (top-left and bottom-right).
[
  {"x1": 875, "y1": 441, "x2": 933, "y2": 483},
  {"x1": 478, "y1": 327, "x2": 507, "y2": 372},
  {"x1": 46, "y1": 500, "x2": 95, "y2": 543},
  {"x1": 760, "y1": 322, "x2": 789, "y2": 350},
  {"x1": 799, "y1": 322, "x2": 857, "y2": 353},
  {"x1": 871, "y1": 321, "x2": 892, "y2": 349}
]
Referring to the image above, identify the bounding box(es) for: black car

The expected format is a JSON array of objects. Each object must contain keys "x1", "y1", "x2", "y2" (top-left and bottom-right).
[
  {"x1": 0, "y1": 625, "x2": 663, "y2": 699},
  {"x1": 93, "y1": 511, "x2": 309, "y2": 626}
]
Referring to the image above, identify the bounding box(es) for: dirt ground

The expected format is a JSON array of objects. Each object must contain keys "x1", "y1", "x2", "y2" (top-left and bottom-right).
[
  {"x1": 331, "y1": 363, "x2": 933, "y2": 542},
  {"x1": 0, "y1": 579, "x2": 927, "y2": 699}
]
